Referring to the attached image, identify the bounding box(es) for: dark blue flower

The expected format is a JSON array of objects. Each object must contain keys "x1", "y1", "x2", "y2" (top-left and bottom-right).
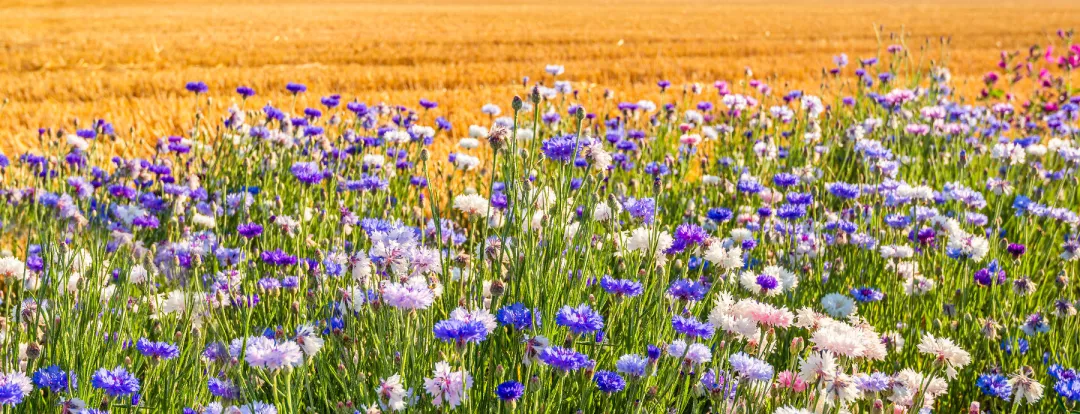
[
  {"x1": 495, "y1": 380, "x2": 525, "y2": 402},
  {"x1": 91, "y1": 366, "x2": 140, "y2": 397}
]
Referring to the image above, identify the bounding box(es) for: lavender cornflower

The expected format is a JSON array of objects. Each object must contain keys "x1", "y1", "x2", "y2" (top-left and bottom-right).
[
  {"x1": 615, "y1": 354, "x2": 649, "y2": 378},
  {"x1": 555, "y1": 304, "x2": 604, "y2": 335},
  {"x1": 728, "y1": 352, "x2": 773, "y2": 381},
  {"x1": 91, "y1": 366, "x2": 140, "y2": 397},
  {"x1": 599, "y1": 276, "x2": 643, "y2": 298},
  {"x1": 853, "y1": 372, "x2": 891, "y2": 393},
  {"x1": 260, "y1": 249, "x2": 298, "y2": 267},
  {"x1": 289, "y1": 161, "x2": 324, "y2": 185}
]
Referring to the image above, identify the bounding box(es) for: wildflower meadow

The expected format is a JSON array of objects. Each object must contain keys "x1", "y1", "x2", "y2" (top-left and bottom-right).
[{"x1": 3, "y1": 29, "x2": 1080, "y2": 414}]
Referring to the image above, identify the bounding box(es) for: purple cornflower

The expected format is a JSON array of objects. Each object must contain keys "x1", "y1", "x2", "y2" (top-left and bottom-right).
[
  {"x1": 593, "y1": 371, "x2": 626, "y2": 393},
  {"x1": 666, "y1": 279, "x2": 708, "y2": 302},
  {"x1": 91, "y1": 366, "x2": 140, "y2": 397},
  {"x1": 1007, "y1": 243, "x2": 1026, "y2": 258},
  {"x1": 260, "y1": 249, "x2": 298, "y2": 267},
  {"x1": 289, "y1": 161, "x2": 324, "y2": 185},
  {"x1": 495, "y1": 381, "x2": 524, "y2": 402},
  {"x1": 285, "y1": 82, "x2": 307, "y2": 94},
  {"x1": 538, "y1": 346, "x2": 590, "y2": 372},
  {"x1": 555, "y1": 304, "x2": 604, "y2": 335},
  {"x1": 623, "y1": 197, "x2": 656, "y2": 224},
  {"x1": 667, "y1": 223, "x2": 708, "y2": 254},
  {"x1": 135, "y1": 338, "x2": 180, "y2": 360},
  {"x1": 599, "y1": 276, "x2": 643, "y2": 298},
  {"x1": 185, "y1": 81, "x2": 209, "y2": 94},
  {"x1": 973, "y1": 260, "x2": 1007, "y2": 286},
  {"x1": 236, "y1": 86, "x2": 256, "y2": 98},
  {"x1": 671, "y1": 315, "x2": 714, "y2": 339},
  {"x1": 238, "y1": 223, "x2": 263, "y2": 238}
]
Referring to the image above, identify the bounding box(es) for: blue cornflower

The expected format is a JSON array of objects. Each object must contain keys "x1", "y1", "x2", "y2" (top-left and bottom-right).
[
  {"x1": 850, "y1": 287, "x2": 884, "y2": 302},
  {"x1": 976, "y1": 372, "x2": 1012, "y2": 401},
  {"x1": 495, "y1": 381, "x2": 525, "y2": 402},
  {"x1": 706, "y1": 208, "x2": 733, "y2": 222},
  {"x1": 593, "y1": 371, "x2": 626, "y2": 393},
  {"x1": 33, "y1": 365, "x2": 74, "y2": 393},
  {"x1": 671, "y1": 315, "x2": 714, "y2": 339},
  {"x1": 728, "y1": 352, "x2": 773, "y2": 381},
  {"x1": 135, "y1": 338, "x2": 180, "y2": 360},
  {"x1": 775, "y1": 204, "x2": 806, "y2": 221},
  {"x1": 826, "y1": 182, "x2": 861, "y2": 199},
  {"x1": 538, "y1": 346, "x2": 591, "y2": 372},
  {"x1": 496, "y1": 303, "x2": 535, "y2": 330},
  {"x1": 208, "y1": 377, "x2": 240, "y2": 399},
  {"x1": 0, "y1": 373, "x2": 29, "y2": 406},
  {"x1": 599, "y1": 276, "x2": 643, "y2": 298},
  {"x1": 91, "y1": 366, "x2": 140, "y2": 397},
  {"x1": 786, "y1": 192, "x2": 813, "y2": 205},
  {"x1": 555, "y1": 304, "x2": 604, "y2": 335},
  {"x1": 772, "y1": 173, "x2": 799, "y2": 187},
  {"x1": 433, "y1": 319, "x2": 488, "y2": 345}
]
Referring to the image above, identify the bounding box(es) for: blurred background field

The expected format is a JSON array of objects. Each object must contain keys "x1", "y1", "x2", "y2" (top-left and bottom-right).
[{"x1": 1, "y1": 0, "x2": 1077, "y2": 156}]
